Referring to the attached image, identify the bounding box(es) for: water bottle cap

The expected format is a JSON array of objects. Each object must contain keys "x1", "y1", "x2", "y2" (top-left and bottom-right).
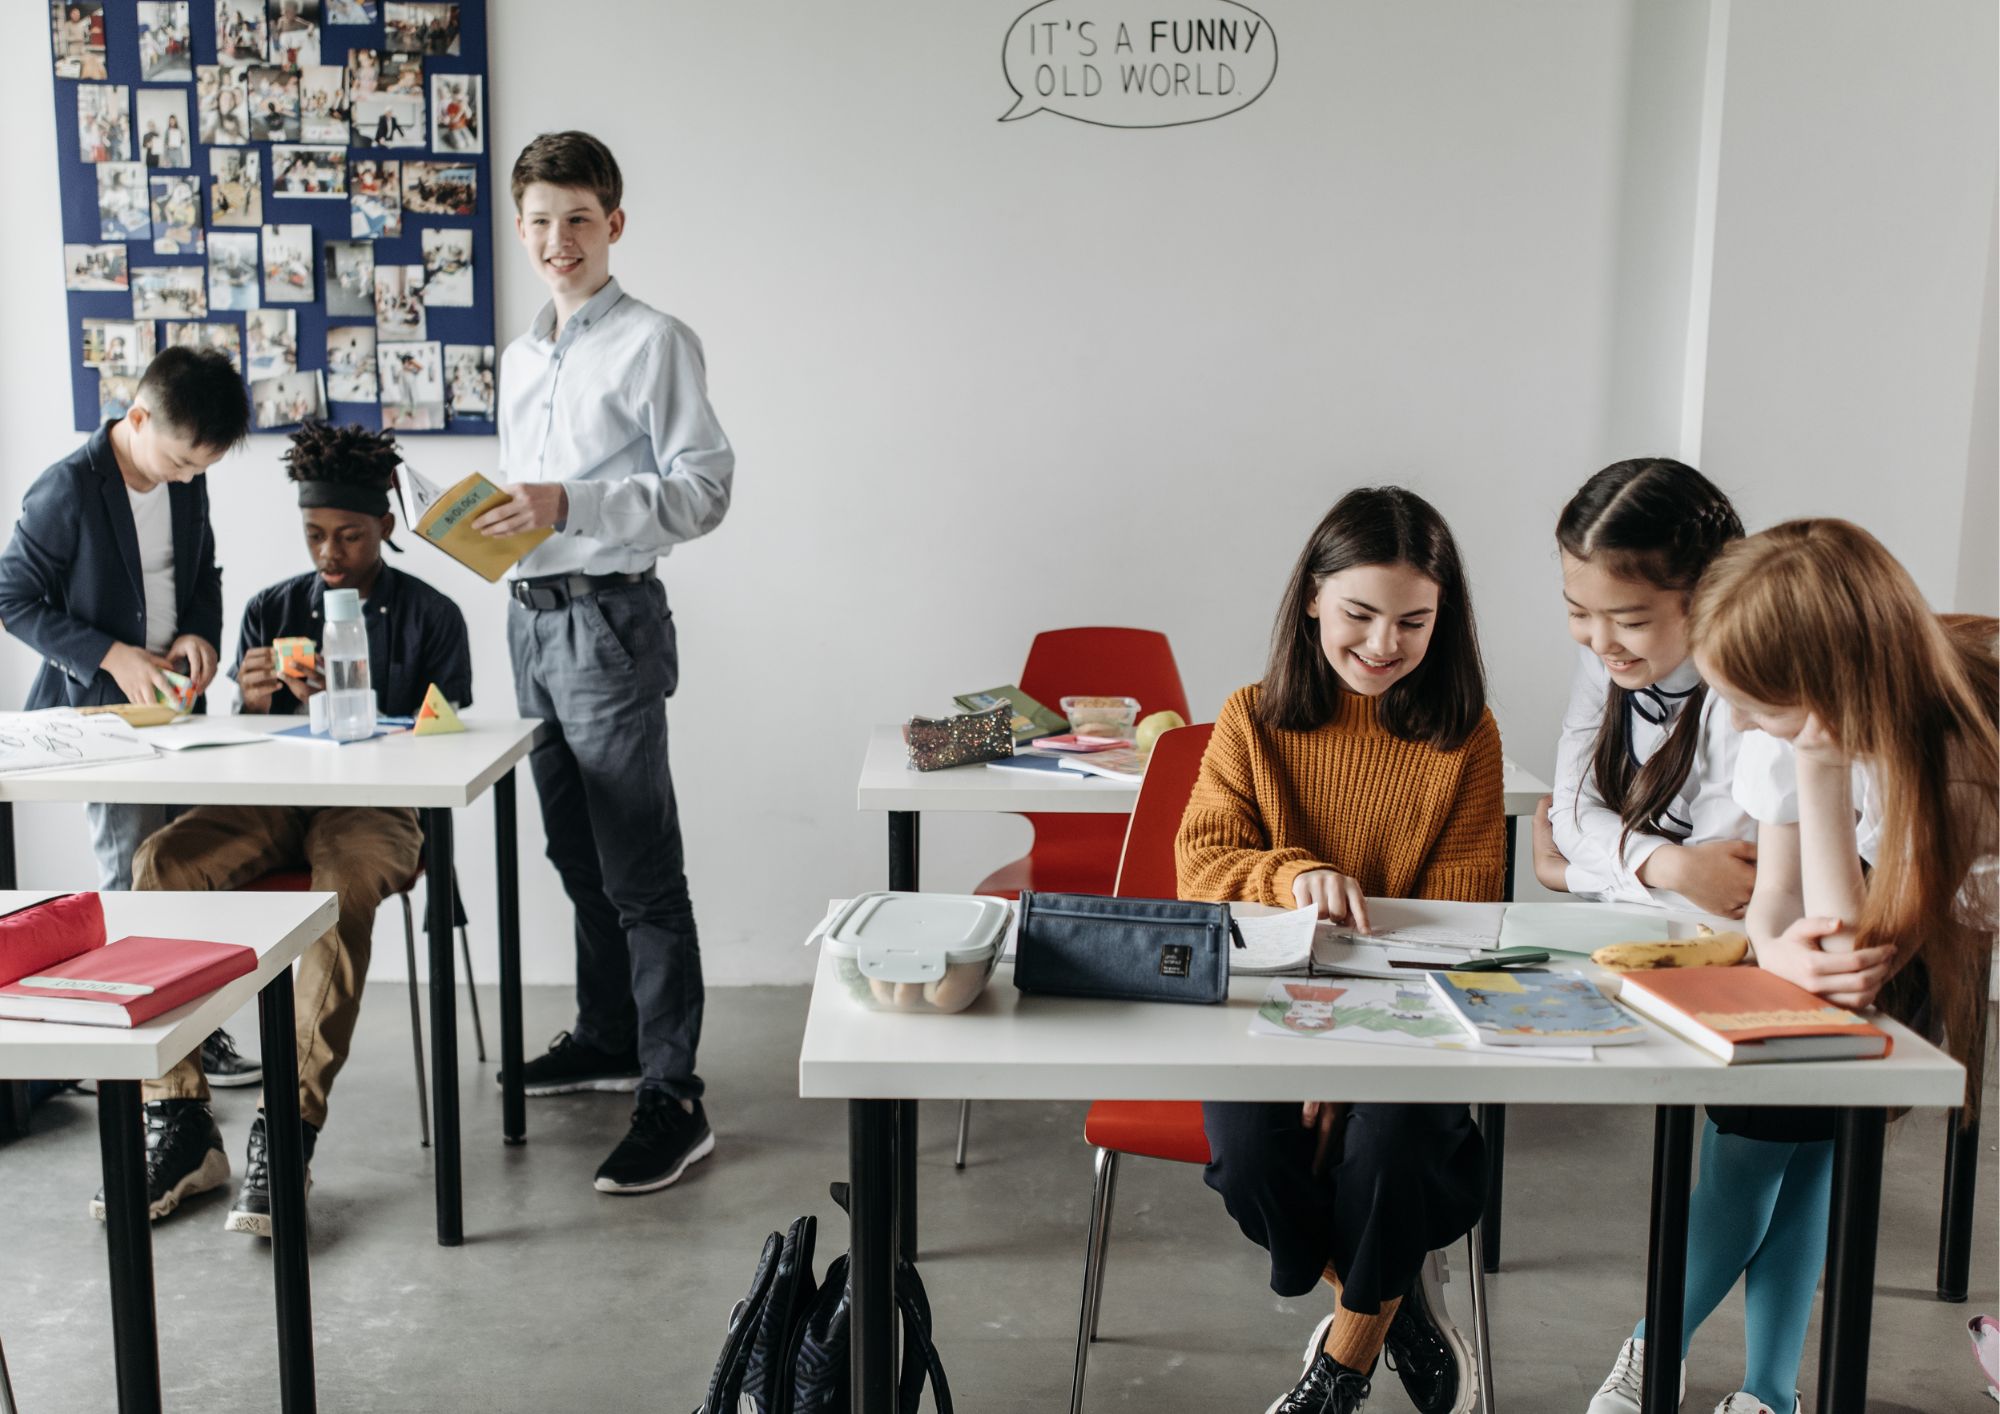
[{"x1": 324, "y1": 588, "x2": 362, "y2": 622}]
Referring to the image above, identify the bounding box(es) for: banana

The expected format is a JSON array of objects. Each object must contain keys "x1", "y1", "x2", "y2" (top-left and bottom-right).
[{"x1": 1591, "y1": 932, "x2": 1750, "y2": 971}]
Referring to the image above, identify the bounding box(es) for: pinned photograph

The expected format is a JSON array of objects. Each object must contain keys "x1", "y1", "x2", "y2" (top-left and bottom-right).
[
  {"x1": 247, "y1": 66, "x2": 300, "y2": 142},
  {"x1": 273, "y1": 143, "x2": 346, "y2": 197},
  {"x1": 164, "y1": 320, "x2": 242, "y2": 372},
  {"x1": 252, "y1": 369, "x2": 327, "y2": 431},
  {"x1": 324, "y1": 239, "x2": 375, "y2": 315},
  {"x1": 197, "y1": 64, "x2": 251, "y2": 145},
  {"x1": 77, "y1": 84, "x2": 130, "y2": 162},
  {"x1": 267, "y1": 0, "x2": 321, "y2": 68},
  {"x1": 148, "y1": 175, "x2": 203, "y2": 253},
  {"x1": 349, "y1": 159, "x2": 402, "y2": 237},
  {"x1": 214, "y1": 0, "x2": 266, "y2": 63},
  {"x1": 136, "y1": 2, "x2": 192, "y2": 81},
  {"x1": 63, "y1": 242, "x2": 128, "y2": 291},
  {"x1": 246, "y1": 308, "x2": 298, "y2": 378},
  {"x1": 377, "y1": 339, "x2": 445, "y2": 430},
  {"x1": 51, "y1": 2, "x2": 108, "y2": 80},
  {"x1": 82, "y1": 318, "x2": 156, "y2": 373},
  {"x1": 299, "y1": 63, "x2": 345, "y2": 141},
  {"x1": 207, "y1": 230, "x2": 260, "y2": 310},
  {"x1": 384, "y1": 2, "x2": 458, "y2": 55},
  {"x1": 374, "y1": 264, "x2": 426, "y2": 341},
  {"x1": 99, "y1": 375, "x2": 142, "y2": 424},
  {"x1": 444, "y1": 344, "x2": 494, "y2": 420},
  {"x1": 136, "y1": 89, "x2": 191, "y2": 168},
  {"x1": 419, "y1": 228, "x2": 472, "y2": 306},
  {"x1": 209, "y1": 147, "x2": 261, "y2": 225},
  {"x1": 349, "y1": 52, "x2": 424, "y2": 147},
  {"x1": 96, "y1": 163, "x2": 152, "y2": 240},
  {"x1": 401, "y1": 162, "x2": 475, "y2": 217},
  {"x1": 132, "y1": 264, "x2": 207, "y2": 319},
  {"x1": 261, "y1": 223, "x2": 314, "y2": 302},
  {"x1": 326, "y1": 325, "x2": 377, "y2": 402},
  {"x1": 429, "y1": 74, "x2": 481, "y2": 153},
  {"x1": 326, "y1": 0, "x2": 375, "y2": 21}
]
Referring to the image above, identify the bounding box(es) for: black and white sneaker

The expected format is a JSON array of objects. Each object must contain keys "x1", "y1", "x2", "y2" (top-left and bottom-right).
[
  {"x1": 224, "y1": 1112, "x2": 318, "y2": 1238},
  {"x1": 1267, "y1": 1317, "x2": 1372, "y2": 1414},
  {"x1": 89, "y1": 1099, "x2": 229, "y2": 1222},
  {"x1": 506, "y1": 1030, "x2": 642, "y2": 1097},
  {"x1": 1383, "y1": 1252, "x2": 1477, "y2": 1414},
  {"x1": 593, "y1": 1092, "x2": 714, "y2": 1194},
  {"x1": 200, "y1": 1028, "x2": 261, "y2": 1087}
]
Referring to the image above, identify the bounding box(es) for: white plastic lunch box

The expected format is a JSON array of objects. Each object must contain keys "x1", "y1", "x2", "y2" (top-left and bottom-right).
[{"x1": 820, "y1": 892, "x2": 1012, "y2": 1014}]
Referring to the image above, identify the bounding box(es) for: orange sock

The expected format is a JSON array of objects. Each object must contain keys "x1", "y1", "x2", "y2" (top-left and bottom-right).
[{"x1": 1322, "y1": 1295, "x2": 1401, "y2": 1372}]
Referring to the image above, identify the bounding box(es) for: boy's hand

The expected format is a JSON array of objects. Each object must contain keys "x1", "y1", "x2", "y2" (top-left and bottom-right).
[
  {"x1": 474, "y1": 482, "x2": 567, "y2": 537},
  {"x1": 241, "y1": 646, "x2": 324, "y2": 713},
  {"x1": 167, "y1": 634, "x2": 218, "y2": 694},
  {"x1": 100, "y1": 642, "x2": 177, "y2": 706},
  {"x1": 1531, "y1": 794, "x2": 1572, "y2": 893}
]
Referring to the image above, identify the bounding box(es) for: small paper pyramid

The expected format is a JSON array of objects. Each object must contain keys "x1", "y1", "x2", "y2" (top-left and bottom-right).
[{"x1": 412, "y1": 683, "x2": 466, "y2": 736}]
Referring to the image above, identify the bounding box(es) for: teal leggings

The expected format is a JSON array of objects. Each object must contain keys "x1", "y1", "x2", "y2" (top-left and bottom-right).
[{"x1": 1635, "y1": 1119, "x2": 1833, "y2": 1411}]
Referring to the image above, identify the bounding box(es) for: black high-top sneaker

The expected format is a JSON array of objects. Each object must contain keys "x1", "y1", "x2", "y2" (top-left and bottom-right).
[
  {"x1": 89, "y1": 1099, "x2": 229, "y2": 1222},
  {"x1": 200, "y1": 1028, "x2": 262, "y2": 1087},
  {"x1": 224, "y1": 1112, "x2": 318, "y2": 1237}
]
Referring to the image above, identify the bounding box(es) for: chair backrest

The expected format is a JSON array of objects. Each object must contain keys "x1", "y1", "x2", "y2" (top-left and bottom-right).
[
  {"x1": 1112, "y1": 722, "x2": 1215, "y2": 899},
  {"x1": 1018, "y1": 628, "x2": 1190, "y2": 724}
]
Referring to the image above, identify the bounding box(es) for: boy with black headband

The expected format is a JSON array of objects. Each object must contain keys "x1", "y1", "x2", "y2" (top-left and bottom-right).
[{"x1": 99, "y1": 422, "x2": 471, "y2": 1236}]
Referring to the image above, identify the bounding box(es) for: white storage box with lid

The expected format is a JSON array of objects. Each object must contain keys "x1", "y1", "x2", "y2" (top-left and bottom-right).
[{"x1": 820, "y1": 892, "x2": 1012, "y2": 1013}]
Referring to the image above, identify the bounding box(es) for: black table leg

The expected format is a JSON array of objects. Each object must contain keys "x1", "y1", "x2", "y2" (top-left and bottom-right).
[
  {"x1": 1818, "y1": 1107, "x2": 1886, "y2": 1414},
  {"x1": 0, "y1": 800, "x2": 15, "y2": 889},
  {"x1": 495, "y1": 770, "x2": 526, "y2": 1147},
  {"x1": 1641, "y1": 1105, "x2": 1694, "y2": 1414},
  {"x1": 1478, "y1": 1103, "x2": 1506, "y2": 1273},
  {"x1": 1938, "y1": 1110, "x2": 1979, "y2": 1302},
  {"x1": 425, "y1": 806, "x2": 462, "y2": 1246},
  {"x1": 257, "y1": 968, "x2": 317, "y2": 1413},
  {"x1": 886, "y1": 813, "x2": 919, "y2": 1260},
  {"x1": 97, "y1": 1081, "x2": 161, "y2": 1414},
  {"x1": 887, "y1": 811, "x2": 919, "y2": 893},
  {"x1": 850, "y1": 1099, "x2": 898, "y2": 1414}
]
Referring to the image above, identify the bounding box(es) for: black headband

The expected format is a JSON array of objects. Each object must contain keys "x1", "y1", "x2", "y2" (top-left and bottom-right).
[{"x1": 297, "y1": 480, "x2": 391, "y2": 516}]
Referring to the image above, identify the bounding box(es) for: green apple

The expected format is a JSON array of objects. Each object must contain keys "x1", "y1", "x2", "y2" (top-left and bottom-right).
[{"x1": 1135, "y1": 709, "x2": 1187, "y2": 753}]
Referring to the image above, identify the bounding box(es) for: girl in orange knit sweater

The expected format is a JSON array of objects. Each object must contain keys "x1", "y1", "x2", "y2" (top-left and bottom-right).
[{"x1": 1179, "y1": 486, "x2": 1504, "y2": 1414}]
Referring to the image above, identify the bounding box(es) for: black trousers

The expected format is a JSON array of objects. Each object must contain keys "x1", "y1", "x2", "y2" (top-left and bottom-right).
[{"x1": 1202, "y1": 1101, "x2": 1486, "y2": 1309}]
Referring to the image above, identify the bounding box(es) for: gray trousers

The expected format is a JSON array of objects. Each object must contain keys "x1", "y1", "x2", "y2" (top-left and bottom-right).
[
  {"x1": 507, "y1": 578, "x2": 704, "y2": 1101},
  {"x1": 86, "y1": 802, "x2": 175, "y2": 890}
]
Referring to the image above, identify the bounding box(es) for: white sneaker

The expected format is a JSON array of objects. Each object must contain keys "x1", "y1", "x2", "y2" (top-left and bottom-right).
[
  {"x1": 1586, "y1": 1338, "x2": 1687, "y2": 1414},
  {"x1": 1713, "y1": 1395, "x2": 1800, "y2": 1414}
]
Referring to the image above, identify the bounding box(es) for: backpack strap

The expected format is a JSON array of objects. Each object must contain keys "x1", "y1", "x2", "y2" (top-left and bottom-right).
[{"x1": 895, "y1": 1260, "x2": 953, "y2": 1414}]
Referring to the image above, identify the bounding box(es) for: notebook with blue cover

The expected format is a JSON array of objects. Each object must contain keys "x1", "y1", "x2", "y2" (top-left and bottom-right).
[{"x1": 1425, "y1": 969, "x2": 1647, "y2": 1047}]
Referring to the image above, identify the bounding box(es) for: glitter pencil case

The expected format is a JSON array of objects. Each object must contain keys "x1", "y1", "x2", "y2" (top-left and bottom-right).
[{"x1": 904, "y1": 705, "x2": 1015, "y2": 771}]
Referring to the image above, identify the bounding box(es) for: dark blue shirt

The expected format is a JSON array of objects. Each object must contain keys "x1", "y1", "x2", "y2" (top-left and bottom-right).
[{"x1": 231, "y1": 564, "x2": 472, "y2": 718}]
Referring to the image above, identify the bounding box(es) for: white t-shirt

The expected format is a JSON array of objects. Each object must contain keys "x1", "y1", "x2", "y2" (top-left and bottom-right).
[
  {"x1": 1732, "y1": 728, "x2": 1882, "y2": 865},
  {"x1": 126, "y1": 483, "x2": 176, "y2": 655}
]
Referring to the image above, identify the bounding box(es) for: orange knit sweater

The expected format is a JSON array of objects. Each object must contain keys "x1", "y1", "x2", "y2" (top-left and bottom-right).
[{"x1": 1175, "y1": 683, "x2": 1507, "y2": 907}]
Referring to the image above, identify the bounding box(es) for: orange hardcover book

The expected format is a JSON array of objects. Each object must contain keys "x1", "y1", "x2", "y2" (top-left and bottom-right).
[{"x1": 1617, "y1": 966, "x2": 1892, "y2": 1064}]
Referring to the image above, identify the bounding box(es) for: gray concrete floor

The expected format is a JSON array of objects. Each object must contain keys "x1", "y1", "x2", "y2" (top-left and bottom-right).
[{"x1": 1, "y1": 985, "x2": 1993, "y2": 1413}]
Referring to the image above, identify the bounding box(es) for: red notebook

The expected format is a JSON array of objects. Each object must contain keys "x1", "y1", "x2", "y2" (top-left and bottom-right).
[
  {"x1": 1617, "y1": 965, "x2": 1893, "y2": 1064},
  {"x1": 0, "y1": 935, "x2": 257, "y2": 1028},
  {"x1": 0, "y1": 893, "x2": 107, "y2": 986}
]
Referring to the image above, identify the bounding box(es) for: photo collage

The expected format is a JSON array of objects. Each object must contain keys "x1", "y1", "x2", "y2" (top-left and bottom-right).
[{"x1": 51, "y1": 0, "x2": 492, "y2": 435}]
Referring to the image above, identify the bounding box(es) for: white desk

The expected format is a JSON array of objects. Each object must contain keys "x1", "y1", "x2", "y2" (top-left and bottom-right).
[
  {"x1": 0, "y1": 889, "x2": 338, "y2": 1414},
  {"x1": 0, "y1": 714, "x2": 543, "y2": 1247},
  {"x1": 798, "y1": 902, "x2": 1963, "y2": 1414}
]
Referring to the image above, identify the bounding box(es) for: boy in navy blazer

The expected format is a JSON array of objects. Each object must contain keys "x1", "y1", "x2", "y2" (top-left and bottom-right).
[{"x1": 0, "y1": 347, "x2": 249, "y2": 888}]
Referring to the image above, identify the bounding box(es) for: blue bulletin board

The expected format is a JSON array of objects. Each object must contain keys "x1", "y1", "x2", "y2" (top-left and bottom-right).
[{"x1": 49, "y1": 0, "x2": 496, "y2": 435}]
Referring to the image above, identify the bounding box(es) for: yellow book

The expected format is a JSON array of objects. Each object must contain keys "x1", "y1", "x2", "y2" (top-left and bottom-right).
[{"x1": 400, "y1": 462, "x2": 552, "y2": 583}]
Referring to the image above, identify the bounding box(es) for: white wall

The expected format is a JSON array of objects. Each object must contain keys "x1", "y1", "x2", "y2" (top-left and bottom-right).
[{"x1": 1, "y1": 2, "x2": 1992, "y2": 986}]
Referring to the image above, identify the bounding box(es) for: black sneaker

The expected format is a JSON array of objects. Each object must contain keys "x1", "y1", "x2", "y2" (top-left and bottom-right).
[
  {"x1": 1382, "y1": 1256, "x2": 1476, "y2": 1414},
  {"x1": 224, "y1": 1112, "x2": 319, "y2": 1238},
  {"x1": 1268, "y1": 1325, "x2": 1373, "y2": 1414},
  {"x1": 593, "y1": 1092, "x2": 714, "y2": 1194},
  {"x1": 200, "y1": 1028, "x2": 261, "y2": 1088},
  {"x1": 89, "y1": 1099, "x2": 229, "y2": 1222},
  {"x1": 507, "y1": 1030, "x2": 642, "y2": 1097}
]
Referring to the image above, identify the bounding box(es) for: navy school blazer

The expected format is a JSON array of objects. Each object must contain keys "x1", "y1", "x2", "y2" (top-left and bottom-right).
[{"x1": 0, "y1": 423, "x2": 223, "y2": 710}]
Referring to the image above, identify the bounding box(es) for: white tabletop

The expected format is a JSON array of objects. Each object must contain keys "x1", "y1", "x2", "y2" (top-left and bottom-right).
[
  {"x1": 798, "y1": 900, "x2": 1964, "y2": 1110},
  {"x1": 0, "y1": 715, "x2": 541, "y2": 809},
  {"x1": 856, "y1": 725, "x2": 1551, "y2": 816},
  {"x1": 0, "y1": 890, "x2": 337, "y2": 1079}
]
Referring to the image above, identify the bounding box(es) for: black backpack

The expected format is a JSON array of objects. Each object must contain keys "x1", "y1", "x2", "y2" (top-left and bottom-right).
[{"x1": 698, "y1": 1195, "x2": 953, "y2": 1414}]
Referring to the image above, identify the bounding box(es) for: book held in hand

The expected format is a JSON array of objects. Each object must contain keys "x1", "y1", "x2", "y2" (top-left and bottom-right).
[
  {"x1": 1614, "y1": 965, "x2": 1893, "y2": 1063},
  {"x1": 398, "y1": 460, "x2": 553, "y2": 583},
  {"x1": 1426, "y1": 969, "x2": 1647, "y2": 1047},
  {"x1": 0, "y1": 934, "x2": 257, "y2": 1028}
]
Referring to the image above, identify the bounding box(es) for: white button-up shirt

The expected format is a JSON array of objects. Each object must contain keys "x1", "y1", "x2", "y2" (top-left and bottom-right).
[{"x1": 498, "y1": 277, "x2": 734, "y2": 578}]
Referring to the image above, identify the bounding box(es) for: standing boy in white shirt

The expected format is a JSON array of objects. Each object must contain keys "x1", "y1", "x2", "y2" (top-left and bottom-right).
[{"x1": 476, "y1": 131, "x2": 734, "y2": 1195}]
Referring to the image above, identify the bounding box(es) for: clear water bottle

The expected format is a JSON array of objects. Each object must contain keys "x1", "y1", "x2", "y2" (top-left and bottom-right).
[{"x1": 321, "y1": 588, "x2": 377, "y2": 741}]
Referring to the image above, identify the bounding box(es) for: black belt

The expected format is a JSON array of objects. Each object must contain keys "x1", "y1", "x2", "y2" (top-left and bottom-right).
[{"x1": 510, "y1": 567, "x2": 655, "y2": 611}]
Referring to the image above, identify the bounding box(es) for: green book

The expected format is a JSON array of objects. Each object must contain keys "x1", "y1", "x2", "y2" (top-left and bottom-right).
[{"x1": 954, "y1": 685, "x2": 1067, "y2": 744}]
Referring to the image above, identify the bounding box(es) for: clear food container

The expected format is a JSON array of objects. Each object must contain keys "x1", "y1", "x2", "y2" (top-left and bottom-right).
[
  {"x1": 1061, "y1": 695, "x2": 1142, "y2": 739},
  {"x1": 820, "y1": 892, "x2": 1012, "y2": 1014}
]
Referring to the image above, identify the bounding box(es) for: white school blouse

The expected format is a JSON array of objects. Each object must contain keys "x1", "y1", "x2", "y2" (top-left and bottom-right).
[
  {"x1": 1732, "y1": 729, "x2": 1882, "y2": 866},
  {"x1": 1550, "y1": 646, "x2": 1751, "y2": 910}
]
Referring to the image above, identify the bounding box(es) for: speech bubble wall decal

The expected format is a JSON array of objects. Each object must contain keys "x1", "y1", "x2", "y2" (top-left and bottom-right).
[{"x1": 1000, "y1": 0, "x2": 1278, "y2": 128}]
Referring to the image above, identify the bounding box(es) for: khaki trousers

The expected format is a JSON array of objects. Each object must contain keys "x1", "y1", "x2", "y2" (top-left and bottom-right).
[{"x1": 137, "y1": 804, "x2": 425, "y2": 1130}]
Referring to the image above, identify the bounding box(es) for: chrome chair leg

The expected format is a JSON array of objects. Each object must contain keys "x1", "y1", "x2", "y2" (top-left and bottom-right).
[
  {"x1": 1, "y1": 1329, "x2": 19, "y2": 1414},
  {"x1": 1467, "y1": 1222, "x2": 1496, "y2": 1414},
  {"x1": 401, "y1": 894, "x2": 431, "y2": 1149},
  {"x1": 954, "y1": 1099, "x2": 971, "y2": 1169},
  {"x1": 1069, "y1": 1147, "x2": 1120, "y2": 1414},
  {"x1": 1089, "y1": 1148, "x2": 1119, "y2": 1341},
  {"x1": 458, "y1": 924, "x2": 486, "y2": 1064}
]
